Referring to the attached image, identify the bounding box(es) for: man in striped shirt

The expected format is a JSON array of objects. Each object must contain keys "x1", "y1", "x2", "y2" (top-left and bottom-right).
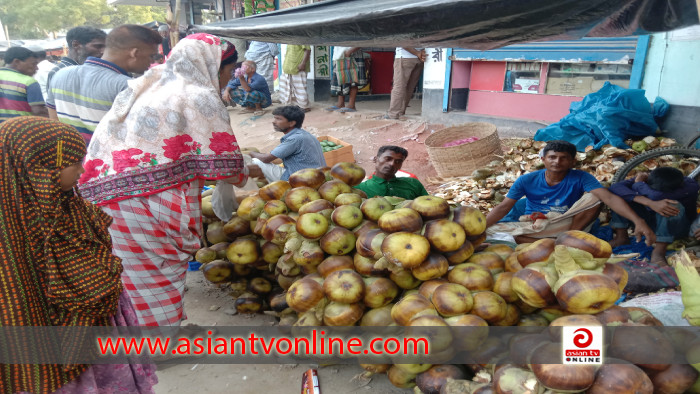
[
  {"x1": 0, "y1": 47, "x2": 47, "y2": 122},
  {"x1": 46, "y1": 25, "x2": 161, "y2": 143}
]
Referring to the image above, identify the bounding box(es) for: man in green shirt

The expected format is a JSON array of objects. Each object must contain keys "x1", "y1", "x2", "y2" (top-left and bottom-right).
[{"x1": 355, "y1": 145, "x2": 429, "y2": 199}]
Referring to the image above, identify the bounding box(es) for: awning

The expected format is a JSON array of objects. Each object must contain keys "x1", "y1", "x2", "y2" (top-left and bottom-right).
[
  {"x1": 194, "y1": 0, "x2": 699, "y2": 50},
  {"x1": 107, "y1": 0, "x2": 168, "y2": 6}
]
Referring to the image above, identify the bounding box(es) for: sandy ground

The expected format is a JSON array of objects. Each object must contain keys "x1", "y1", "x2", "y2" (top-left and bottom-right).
[
  {"x1": 155, "y1": 98, "x2": 429, "y2": 394},
  {"x1": 153, "y1": 272, "x2": 406, "y2": 394}
]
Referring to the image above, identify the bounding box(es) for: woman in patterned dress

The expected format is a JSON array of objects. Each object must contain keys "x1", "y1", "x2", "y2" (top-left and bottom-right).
[
  {"x1": 78, "y1": 34, "x2": 248, "y2": 327},
  {"x1": 0, "y1": 116, "x2": 157, "y2": 393}
]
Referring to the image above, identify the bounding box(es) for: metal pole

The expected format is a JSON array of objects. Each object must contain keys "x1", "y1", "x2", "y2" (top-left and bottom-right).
[{"x1": 4, "y1": 25, "x2": 10, "y2": 47}]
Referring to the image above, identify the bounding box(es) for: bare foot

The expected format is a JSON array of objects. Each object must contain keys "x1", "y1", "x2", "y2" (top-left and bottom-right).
[
  {"x1": 650, "y1": 244, "x2": 669, "y2": 267},
  {"x1": 650, "y1": 255, "x2": 668, "y2": 267}
]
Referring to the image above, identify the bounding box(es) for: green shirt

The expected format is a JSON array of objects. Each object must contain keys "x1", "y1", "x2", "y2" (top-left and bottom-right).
[
  {"x1": 355, "y1": 176, "x2": 429, "y2": 200},
  {"x1": 282, "y1": 45, "x2": 311, "y2": 75}
]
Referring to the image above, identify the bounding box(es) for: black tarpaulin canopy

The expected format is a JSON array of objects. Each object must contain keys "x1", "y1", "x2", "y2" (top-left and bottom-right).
[{"x1": 193, "y1": 0, "x2": 699, "y2": 50}]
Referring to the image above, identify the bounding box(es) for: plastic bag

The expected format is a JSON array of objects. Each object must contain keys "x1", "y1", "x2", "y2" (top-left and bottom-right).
[
  {"x1": 534, "y1": 82, "x2": 661, "y2": 151},
  {"x1": 211, "y1": 181, "x2": 237, "y2": 222}
]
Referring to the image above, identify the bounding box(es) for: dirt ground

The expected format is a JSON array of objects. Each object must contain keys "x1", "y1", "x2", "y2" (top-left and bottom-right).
[{"x1": 155, "y1": 98, "x2": 431, "y2": 394}]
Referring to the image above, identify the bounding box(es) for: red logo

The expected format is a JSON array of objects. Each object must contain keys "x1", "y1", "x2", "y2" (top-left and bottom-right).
[
  {"x1": 573, "y1": 328, "x2": 593, "y2": 348},
  {"x1": 566, "y1": 349, "x2": 600, "y2": 357},
  {"x1": 563, "y1": 326, "x2": 603, "y2": 365}
]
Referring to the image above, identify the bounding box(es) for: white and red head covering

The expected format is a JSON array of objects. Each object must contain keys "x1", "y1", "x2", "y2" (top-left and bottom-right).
[{"x1": 79, "y1": 33, "x2": 247, "y2": 205}]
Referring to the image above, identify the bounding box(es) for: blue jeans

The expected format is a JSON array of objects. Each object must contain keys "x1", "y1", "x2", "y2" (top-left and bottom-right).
[
  {"x1": 610, "y1": 202, "x2": 689, "y2": 243},
  {"x1": 690, "y1": 215, "x2": 700, "y2": 238}
]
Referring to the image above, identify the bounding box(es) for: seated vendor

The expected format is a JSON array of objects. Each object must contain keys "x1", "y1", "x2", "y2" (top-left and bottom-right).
[
  {"x1": 609, "y1": 167, "x2": 699, "y2": 265},
  {"x1": 355, "y1": 145, "x2": 428, "y2": 199},
  {"x1": 247, "y1": 105, "x2": 326, "y2": 182},
  {"x1": 486, "y1": 140, "x2": 655, "y2": 244},
  {"x1": 223, "y1": 60, "x2": 271, "y2": 115}
]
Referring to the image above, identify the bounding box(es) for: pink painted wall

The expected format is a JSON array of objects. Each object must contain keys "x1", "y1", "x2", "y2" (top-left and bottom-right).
[
  {"x1": 470, "y1": 62, "x2": 506, "y2": 91},
  {"x1": 451, "y1": 61, "x2": 472, "y2": 88},
  {"x1": 467, "y1": 91, "x2": 582, "y2": 122}
]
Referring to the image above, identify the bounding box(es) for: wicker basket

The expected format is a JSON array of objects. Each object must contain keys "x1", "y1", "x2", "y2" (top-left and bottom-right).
[{"x1": 425, "y1": 122, "x2": 501, "y2": 177}]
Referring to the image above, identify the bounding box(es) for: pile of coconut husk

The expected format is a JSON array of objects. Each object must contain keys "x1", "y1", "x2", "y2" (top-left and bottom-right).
[{"x1": 432, "y1": 136, "x2": 682, "y2": 211}]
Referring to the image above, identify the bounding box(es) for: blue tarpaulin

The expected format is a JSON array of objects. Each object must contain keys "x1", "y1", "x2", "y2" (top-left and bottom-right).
[{"x1": 534, "y1": 82, "x2": 668, "y2": 151}]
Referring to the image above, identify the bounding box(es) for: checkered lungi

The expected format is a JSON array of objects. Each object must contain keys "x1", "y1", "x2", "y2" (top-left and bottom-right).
[
  {"x1": 231, "y1": 89, "x2": 272, "y2": 108},
  {"x1": 331, "y1": 56, "x2": 368, "y2": 96},
  {"x1": 101, "y1": 179, "x2": 204, "y2": 326},
  {"x1": 279, "y1": 71, "x2": 309, "y2": 108}
]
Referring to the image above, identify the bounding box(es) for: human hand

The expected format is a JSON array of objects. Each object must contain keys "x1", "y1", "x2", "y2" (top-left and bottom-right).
[
  {"x1": 221, "y1": 90, "x2": 231, "y2": 104},
  {"x1": 694, "y1": 227, "x2": 700, "y2": 240},
  {"x1": 234, "y1": 64, "x2": 248, "y2": 79},
  {"x1": 649, "y1": 199, "x2": 680, "y2": 217},
  {"x1": 634, "y1": 172, "x2": 649, "y2": 183},
  {"x1": 419, "y1": 50, "x2": 427, "y2": 62},
  {"x1": 633, "y1": 220, "x2": 656, "y2": 246},
  {"x1": 297, "y1": 62, "x2": 307, "y2": 72},
  {"x1": 247, "y1": 164, "x2": 265, "y2": 179}
]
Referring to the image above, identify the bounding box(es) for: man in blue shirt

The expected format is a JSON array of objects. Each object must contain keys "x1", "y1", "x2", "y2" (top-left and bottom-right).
[
  {"x1": 486, "y1": 140, "x2": 655, "y2": 244},
  {"x1": 248, "y1": 105, "x2": 326, "y2": 181},
  {"x1": 609, "y1": 167, "x2": 699, "y2": 265},
  {"x1": 223, "y1": 60, "x2": 271, "y2": 116}
]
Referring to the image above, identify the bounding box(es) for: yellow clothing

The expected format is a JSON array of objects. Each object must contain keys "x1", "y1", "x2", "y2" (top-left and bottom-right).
[{"x1": 282, "y1": 45, "x2": 311, "y2": 75}]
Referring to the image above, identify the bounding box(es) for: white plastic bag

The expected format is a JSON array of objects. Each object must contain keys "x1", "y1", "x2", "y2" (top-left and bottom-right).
[
  {"x1": 211, "y1": 180, "x2": 237, "y2": 222},
  {"x1": 620, "y1": 291, "x2": 690, "y2": 326}
]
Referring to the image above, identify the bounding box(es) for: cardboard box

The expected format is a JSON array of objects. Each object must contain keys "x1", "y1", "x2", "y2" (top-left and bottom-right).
[
  {"x1": 317, "y1": 136, "x2": 354, "y2": 166},
  {"x1": 591, "y1": 79, "x2": 630, "y2": 91},
  {"x1": 545, "y1": 77, "x2": 594, "y2": 96}
]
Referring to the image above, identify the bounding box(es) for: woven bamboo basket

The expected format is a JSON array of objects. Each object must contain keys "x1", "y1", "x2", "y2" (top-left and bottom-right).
[{"x1": 424, "y1": 122, "x2": 501, "y2": 177}]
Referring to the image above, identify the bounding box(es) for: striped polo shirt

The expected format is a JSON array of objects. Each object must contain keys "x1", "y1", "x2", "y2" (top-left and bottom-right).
[
  {"x1": 46, "y1": 57, "x2": 130, "y2": 143},
  {"x1": 45, "y1": 56, "x2": 79, "y2": 94},
  {"x1": 0, "y1": 68, "x2": 44, "y2": 123}
]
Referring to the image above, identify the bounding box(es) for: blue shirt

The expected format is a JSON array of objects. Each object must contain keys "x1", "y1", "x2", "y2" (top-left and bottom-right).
[
  {"x1": 245, "y1": 41, "x2": 279, "y2": 61},
  {"x1": 506, "y1": 169, "x2": 602, "y2": 215},
  {"x1": 270, "y1": 128, "x2": 326, "y2": 181},
  {"x1": 227, "y1": 72, "x2": 271, "y2": 104}
]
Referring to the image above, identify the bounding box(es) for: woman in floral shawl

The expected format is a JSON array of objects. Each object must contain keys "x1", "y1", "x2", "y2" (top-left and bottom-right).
[
  {"x1": 78, "y1": 34, "x2": 248, "y2": 326},
  {"x1": 0, "y1": 117, "x2": 157, "y2": 393}
]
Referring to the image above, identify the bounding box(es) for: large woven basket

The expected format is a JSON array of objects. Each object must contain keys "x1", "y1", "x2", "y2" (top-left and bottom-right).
[{"x1": 425, "y1": 122, "x2": 501, "y2": 177}]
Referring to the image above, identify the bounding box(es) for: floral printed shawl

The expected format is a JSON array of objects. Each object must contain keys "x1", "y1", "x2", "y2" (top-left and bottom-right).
[{"x1": 78, "y1": 34, "x2": 246, "y2": 205}]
